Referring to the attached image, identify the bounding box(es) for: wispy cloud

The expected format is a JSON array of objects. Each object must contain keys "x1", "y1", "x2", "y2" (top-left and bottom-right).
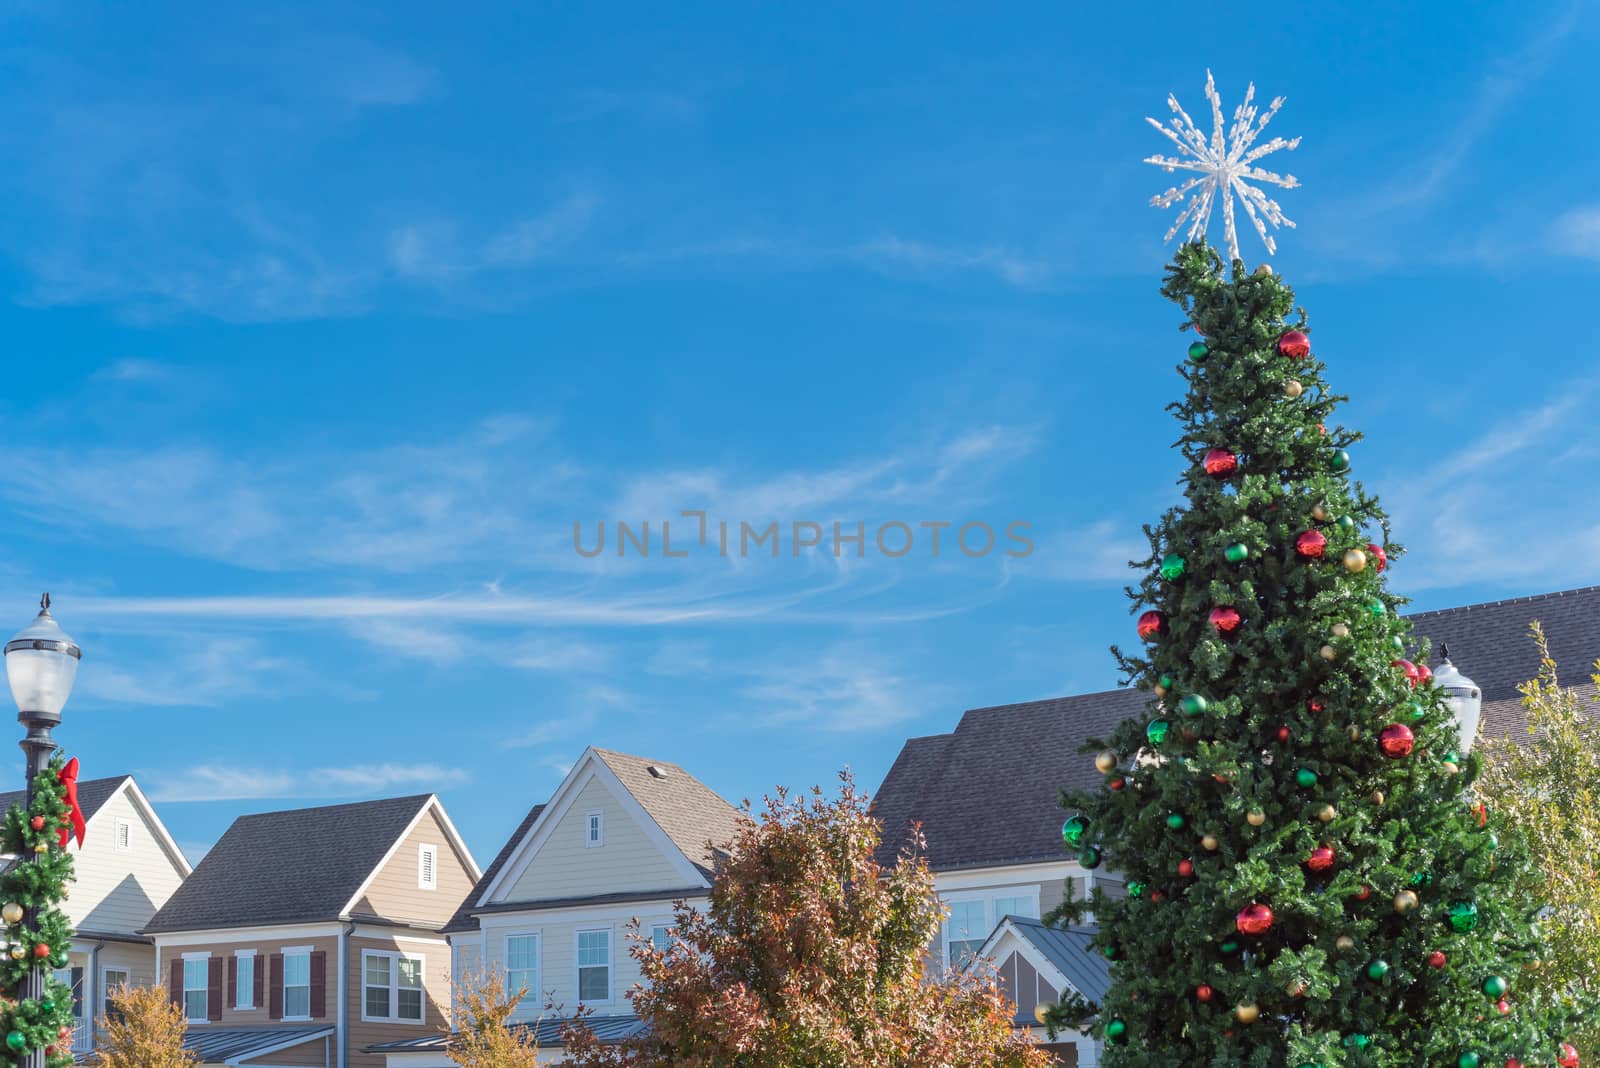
[
  {"x1": 735, "y1": 646, "x2": 926, "y2": 731},
  {"x1": 850, "y1": 236, "x2": 1053, "y2": 289},
  {"x1": 1551, "y1": 204, "x2": 1600, "y2": 260},
  {"x1": 389, "y1": 192, "x2": 603, "y2": 281},
  {"x1": 146, "y1": 762, "x2": 464, "y2": 803},
  {"x1": 74, "y1": 636, "x2": 292, "y2": 708},
  {"x1": 92, "y1": 358, "x2": 170, "y2": 383}
]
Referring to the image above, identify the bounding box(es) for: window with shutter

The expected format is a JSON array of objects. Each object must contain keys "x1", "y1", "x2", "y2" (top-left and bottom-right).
[
  {"x1": 181, "y1": 957, "x2": 209, "y2": 1023},
  {"x1": 281, "y1": 951, "x2": 311, "y2": 1020}
]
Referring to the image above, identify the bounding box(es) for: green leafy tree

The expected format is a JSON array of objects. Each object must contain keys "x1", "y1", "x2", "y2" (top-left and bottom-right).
[
  {"x1": 1048, "y1": 242, "x2": 1583, "y2": 1067},
  {"x1": 1478, "y1": 624, "x2": 1600, "y2": 1057},
  {"x1": 560, "y1": 773, "x2": 1047, "y2": 1068}
]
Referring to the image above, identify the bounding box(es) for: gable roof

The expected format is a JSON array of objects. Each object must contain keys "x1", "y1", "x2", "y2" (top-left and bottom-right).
[
  {"x1": 144, "y1": 794, "x2": 436, "y2": 934},
  {"x1": 0, "y1": 775, "x2": 131, "y2": 827},
  {"x1": 976, "y1": 917, "x2": 1111, "y2": 1006},
  {"x1": 590, "y1": 748, "x2": 744, "y2": 879},
  {"x1": 444, "y1": 803, "x2": 546, "y2": 934},
  {"x1": 0, "y1": 775, "x2": 192, "y2": 878},
  {"x1": 873, "y1": 584, "x2": 1600, "y2": 872}
]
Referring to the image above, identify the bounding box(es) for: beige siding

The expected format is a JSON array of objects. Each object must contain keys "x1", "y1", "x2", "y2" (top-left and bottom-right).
[
  {"x1": 72, "y1": 787, "x2": 187, "y2": 937},
  {"x1": 346, "y1": 935, "x2": 449, "y2": 1068},
  {"x1": 237, "y1": 1035, "x2": 331, "y2": 1068},
  {"x1": 155, "y1": 935, "x2": 340, "y2": 1028},
  {"x1": 502, "y1": 777, "x2": 688, "y2": 903},
  {"x1": 351, "y1": 808, "x2": 476, "y2": 928}
]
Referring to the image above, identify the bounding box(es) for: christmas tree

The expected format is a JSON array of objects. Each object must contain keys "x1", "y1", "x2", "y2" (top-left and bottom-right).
[
  {"x1": 0, "y1": 756, "x2": 81, "y2": 1068},
  {"x1": 1046, "y1": 72, "x2": 1584, "y2": 1068}
]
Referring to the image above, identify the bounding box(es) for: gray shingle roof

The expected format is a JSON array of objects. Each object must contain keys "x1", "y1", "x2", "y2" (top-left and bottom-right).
[
  {"x1": 181, "y1": 1024, "x2": 333, "y2": 1064},
  {"x1": 144, "y1": 794, "x2": 432, "y2": 933},
  {"x1": 873, "y1": 585, "x2": 1600, "y2": 871},
  {"x1": 592, "y1": 749, "x2": 743, "y2": 878},
  {"x1": 984, "y1": 917, "x2": 1111, "y2": 1005},
  {"x1": 0, "y1": 775, "x2": 130, "y2": 825},
  {"x1": 443, "y1": 803, "x2": 546, "y2": 934},
  {"x1": 366, "y1": 1015, "x2": 648, "y2": 1052}
]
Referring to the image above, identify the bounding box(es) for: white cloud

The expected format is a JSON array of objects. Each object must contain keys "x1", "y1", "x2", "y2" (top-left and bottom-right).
[
  {"x1": 850, "y1": 235, "x2": 1053, "y2": 289},
  {"x1": 1552, "y1": 205, "x2": 1600, "y2": 260},
  {"x1": 736, "y1": 646, "x2": 925, "y2": 732},
  {"x1": 74, "y1": 635, "x2": 292, "y2": 708},
  {"x1": 145, "y1": 761, "x2": 463, "y2": 803}
]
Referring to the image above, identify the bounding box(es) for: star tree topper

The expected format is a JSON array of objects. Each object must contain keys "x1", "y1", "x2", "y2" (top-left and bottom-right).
[{"x1": 1144, "y1": 70, "x2": 1302, "y2": 263}]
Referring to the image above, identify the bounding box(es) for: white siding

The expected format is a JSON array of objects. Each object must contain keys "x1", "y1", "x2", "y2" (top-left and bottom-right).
[
  {"x1": 501, "y1": 778, "x2": 688, "y2": 903},
  {"x1": 71, "y1": 787, "x2": 187, "y2": 937}
]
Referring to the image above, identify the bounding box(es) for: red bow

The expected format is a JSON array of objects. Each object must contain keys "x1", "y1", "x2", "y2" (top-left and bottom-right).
[{"x1": 58, "y1": 758, "x2": 86, "y2": 849}]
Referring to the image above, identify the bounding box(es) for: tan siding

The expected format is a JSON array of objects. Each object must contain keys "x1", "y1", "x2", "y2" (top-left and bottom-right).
[
  {"x1": 72, "y1": 787, "x2": 188, "y2": 937},
  {"x1": 501, "y1": 777, "x2": 688, "y2": 903},
  {"x1": 346, "y1": 935, "x2": 449, "y2": 1068},
  {"x1": 155, "y1": 936, "x2": 340, "y2": 1028},
  {"x1": 351, "y1": 808, "x2": 476, "y2": 928},
  {"x1": 237, "y1": 1036, "x2": 330, "y2": 1068}
]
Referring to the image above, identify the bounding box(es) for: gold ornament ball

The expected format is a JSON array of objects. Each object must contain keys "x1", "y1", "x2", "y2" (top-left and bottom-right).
[
  {"x1": 1343, "y1": 548, "x2": 1368, "y2": 573},
  {"x1": 0, "y1": 903, "x2": 21, "y2": 925},
  {"x1": 1320, "y1": 644, "x2": 1338, "y2": 661},
  {"x1": 1317, "y1": 804, "x2": 1337, "y2": 823},
  {"x1": 1442, "y1": 761, "x2": 1460, "y2": 775},
  {"x1": 1284, "y1": 379, "x2": 1304, "y2": 399},
  {"x1": 1095, "y1": 751, "x2": 1118, "y2": 774},
  {"x1": 1033, "y1": 1002, "x2": 1050, "y2": 1024},
  {"x1": 1370, "y1": 790, "x2": 1386, "y2": 806},
  {"x1": 1246, "y1": 809, "x2": 1266, "y2": 827},
  {"x1": 1235, "y1": 1003, "x2": 1260, "y2": 1024},
  {"x1": 1201, "y1": 834, "x2": 1220, "y2": 851},
  {"x1": 1347, "y1": 725, "x2": 1362, "y2": 742},
  {"x1": 1394, "y1": 890, "x2": 1420, "y2": 914},
  {"x1": 7, "y1": 946, "x2": 22, "y2": 960},
  {"x1": 1312, "y1": 502, "x2": 1330, "y2": 522},
  {"x1": 32, "y1": 843, "x2": 47, "y2": 855},
  {"x1": 1335, "y1": 934, "x2": 1356, "y2": 952},
  {"x1": 1254, "y1": 264, "x2": 1273, "y2": 277},
  {"x1": 1331, "y1": 622, "x2": 1351, "y2": 639}
]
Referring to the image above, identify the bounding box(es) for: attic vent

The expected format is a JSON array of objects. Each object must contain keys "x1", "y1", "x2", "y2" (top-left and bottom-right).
[{"x1": 646, "y1": 765, "x2": 668, "y2": 779}]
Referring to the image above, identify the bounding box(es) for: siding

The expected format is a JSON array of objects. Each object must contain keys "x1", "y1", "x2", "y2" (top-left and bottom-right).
[
  {"x1": 346, "y1": 935, "x2": 450, "y2": 1068},
  {"x1": 155, "y1": 936, "x2": 340, "y2": 1028},
  {"x1": 237, "y1": 1035, "x2": 331, "y2": 1068},
  {"x1": 502, "y1": 777, "x2": 688, "y2": 903},
  {"x1": 350, "y1": 809, "x2": 476, "y2": 929},
  {"x1": 72, "y1": 787, "x2": 187, "y2": 936}
]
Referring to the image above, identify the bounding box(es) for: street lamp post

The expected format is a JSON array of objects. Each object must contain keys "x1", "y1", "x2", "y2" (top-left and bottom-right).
[
  {"x1": 1434, "y1": 643, "x2": 1483, "y2": 756},
  {"x1": 4, "y1": 594, "x2": 80, "y2": 1068}
]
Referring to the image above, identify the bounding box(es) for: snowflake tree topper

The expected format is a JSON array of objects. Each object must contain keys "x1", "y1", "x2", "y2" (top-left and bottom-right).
[{"x1": 1144, "y1": 70, "x2": 1301, "y2": 263}]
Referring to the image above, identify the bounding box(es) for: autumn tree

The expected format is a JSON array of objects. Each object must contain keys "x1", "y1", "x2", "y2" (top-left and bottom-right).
[
  {"x1": 560, "y1": 773, "x2": 1047, "y2": 1068},
  {"x1": 446, "y1": 969, "x2": 542, "y2": 1068},
  {"x1": 96, "y1": 983, "x2": 197, "y2": 1068},
  {"x1": 1478, "y1": 623, "x2": 1600, "y2": 1056}
]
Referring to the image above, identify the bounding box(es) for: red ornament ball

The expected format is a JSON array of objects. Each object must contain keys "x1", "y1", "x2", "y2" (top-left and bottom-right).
[
  {"x1": 1367, "y1": 542, "x2": 1388, "y2": 572},
  {"x1": 1392, "y1": 658, "x2": 1421, "y2": 687},
  {"x1": 1203, "y1": 447, "x2": 1238, "y2": 478},
  {"x1": 1560, "y1": 1044, "x2": 1579, "y2": 1068},
  {"x1": 1177, "y1": 858, "x2": 1195, "y2": 878},
  {"x1": 1294, "y1": 530, "x2": 1327, "y2": 560},
  {"x1": 1150, "y1": 890, "x2": 1166, "y2": 904},
  {"x1": 1209, "y1": 606, "x2": 1243, "y2": 636},
  {"x1": 1306, "y1": 697, "x2": 1326, "y2": 714},
  {"x1": 1275, "y1": 726, "x2": 1291, "y2": 743},
  {"x1": 1137, "y1": 611, "x2": 1167, "y2": 640},
  {"x1": 1236, "y1": 902, "x2": 1274, "y2": 937},
  {"x1": 29, "y1": 816, "x2": 44, "y2": 831},
  {"x1": 1496, "y1": 998, "x2": 1511, "y2": 1016},
  {"x1": 1306, "y1": 845, "x2": 1336, "y2": 873},
  {"x1": 1415, "y1": 663, "x2": 1434, "y2": 685},
  {"x1": 1428, "y1": 950, "x2": 1448, "y2": 969},
  {"x1": 44, "y1": 1047, "x2": 56, "y2": 1058},
  {"x1": 33, "y1": 943, "x2": 49, "y2": 959},
  {"x1": 1379, "y1": 722, "x2": 1416, "y2": 759},
  {"x1": 1354, "y1": 884, "x2": 1372, "y2": 902},
  {"x1": 1108, "y1": 777, "x2": 1126, "y2": 791},
  {"x1": 57, "y1": 1026, "x2": 69, "y2": 1040},
  {"x1": 1508, "y1": 1062, "x2": 1524, "y2": 1068},
  {"x1": 1278, "y1": 330, "x2": 1311, "y2": 359},
  {"x1": 1196, "y1": 983, "x2": 1215, "y2": 1002}
]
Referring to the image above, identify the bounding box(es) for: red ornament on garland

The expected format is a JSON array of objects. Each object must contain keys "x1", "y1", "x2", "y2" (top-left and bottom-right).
[
  {"x1": 1196, "y1": 983, "x2": 1214, "y2": 1003},
  {"x1": 1379, "y1": 722, "x2": 1416, "y2": 759},
  {"x1": 1177, "y1": 858, "x2": 1195, "y2": 878},
  {"x1": 1209, "y1": 606, "x2": 1243, "y2": 636},
  {"x1": 1305, "y1": 845, "x2": 1336, "y2": 873},
  {"x1": 1294, "y1": 530, "x2": 1327, "y2": 560},
  {"x1": 29, "y1": 816, "x2": 44, "y2": 831},
  {"x1": 1428, "y1": 950, "x2": 1448, "y2": 969},
  {"x1": 33, "y1": 944, "x2": 49, "y2": 959},
  {"x1": 1203, "y1": 447, "x2": 1238, "y2": 477},
  {"x1": 1236, "y1": 902, "x2": 1274, "y2": 937},
  {"x1": 1415, "y1": 663, "x2": 1433, "y2": 686},
  {"x1": 1496, "y1": 998, "x2": 1511, "y2": 1015},
  {"x1": 1560, "y1": 1044, "x2": 1580, "y2": 1068},
  {"x1": 1367, "y1": 542, "x2": 1387, "y2": 572},
  {"x1": 1137, "y1": 611, "x2": 1167, "y2": 640},
  {"x1": 1391, "y1": 659, "x2": 1421, "y2": 687},
  {"x1": 1277, "y1": 330, "x2": 1311, "y2": 359}
]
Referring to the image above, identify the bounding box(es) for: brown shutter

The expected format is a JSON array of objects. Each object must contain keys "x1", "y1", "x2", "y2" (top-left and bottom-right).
[
  {"x1": 168, "y1": 960, "x2": 182, "y2": 1007},
  {"x1": 228, "y1": 956, "x2": 238, "y2": 1009},
  {"x1": 253, "y1": 955, "x2": 264, "y2": 1009},
  {"x1": 309, "y1": 951, "x2": 326, "y2": 1019},
  {"x1": 207, "y1": 957, "x2": 223, "y2": 1022},
  {"x1": 268, "y1": 955, "x2": 284, "y2": 1020}
]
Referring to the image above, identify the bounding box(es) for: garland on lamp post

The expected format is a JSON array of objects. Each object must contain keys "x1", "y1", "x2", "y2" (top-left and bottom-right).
[{"x1": 0, "y1": 756, "x2": 78, "y2": 1066}]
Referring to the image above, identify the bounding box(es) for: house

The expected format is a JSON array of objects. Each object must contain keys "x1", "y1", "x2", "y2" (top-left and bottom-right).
[
  {"x1": 0, "y1": 774, "x2": 192, "y2": 1058},
  {"x1": 374, "y1": 748, "x2": 744, "y2": 1068},
  {"x1": 871, "y1": 584, "x2": 1600, "y2": 1066},
  {"x1": 141, "y1": 795, "x2": 479, "y2": 1068}
]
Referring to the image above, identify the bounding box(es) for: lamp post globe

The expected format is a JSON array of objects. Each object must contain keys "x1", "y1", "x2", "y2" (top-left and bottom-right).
[{"x1": 1434, "y1": 644, "x2": 1483, "y2": 756}]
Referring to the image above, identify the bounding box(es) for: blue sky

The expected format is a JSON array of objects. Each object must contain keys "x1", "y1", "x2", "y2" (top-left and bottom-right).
[{"x1": 1, "y1": 2, "x2": 1597, "y2": 864}]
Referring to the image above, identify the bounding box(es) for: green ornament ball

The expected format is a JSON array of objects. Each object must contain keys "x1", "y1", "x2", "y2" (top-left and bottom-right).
[
  {"x1": 1103, "y1": 942, "x2": 1122, "y2": 960},
  {"x1": 1146, "y1": 719, "x2": 1171, "y2": 747},
  {"x1": 1366, "y1": 959, "x2": 1390, "y2": 980},
  {"x1": 1367, "y1": 598, "x2": 1387, "y2": 616},
  {"x1": 1166, "y1": 812, "x2": 1186, "y2": 830},
  {"x1": 1187, "y1": 341, "x2": 1209, "y2": 362},
  {"x1": 1448, "y1": 901, "x2": 1479, "y2": 933},
  {"x1": 1343, "y1": 1034, "x2": 1371, "y2": 1050},
  {"x1": 1297, "y1": 1064, "x2": 1324, "y2": 1068},
  {"x1": 1390, "y1": 635, "x2": 1406, "y2": 652},
  {"x1": 1410, "y1": 872, "x2": 1433, "y2": 888},
  {"x1": 1080, "y1": 845, "x2": 1102, "y2": 869},
  {"x1": 1486, "y1": 832, "x2": 1499, "y2": 851},
  {"x1": 1459, "y1": 1053, "x2": 1481, "y2": 1068},
  {"x1": 1296, "y1": 767, "x2": 1318, "y2": 788},
  {"x1": 1224, "y1": 542, "x2": 1249, "y2": 563},
  {"x1": 40, "y1": 999, "x2": 54, "y2": 1012},
  {"x1": 1337, "y1": 515, "x2": 1356, "y2": 530},
  {"x1": 1330, "y1": 449, "x2": 1351, "y2": 471},
  {"x1": 6, "y1": 1033, "x2": 24, "y2": 1053},
  {"x1": 1128, "y1": 881, "x2": 1147, "y2": 898},
  {"x1": 1220, "y1": 939, "x2": 1241, "y2": 955},
  {"x1": 1156, "y1": 674, "x2": 1174, "y2": 691},
  {"x1": 1409, "y1": 701, "x2": 1428, "y2": 722},
  {"x1": 1105, "y1": 1018, "x2": 1127, "y2": 1040},
  {"x1": 1159, "y1": 552, "x2": 1187, "y2": 581},
  {"x1": 1179, "y1": 694, "x2": 1208, "y2": 717},
  {"x1": 1483, "y1": 975, "x2": 1509, "y2": 998},
  {"x1": 1061, "y1": 815, "x2": 1090, "y2": 849}
]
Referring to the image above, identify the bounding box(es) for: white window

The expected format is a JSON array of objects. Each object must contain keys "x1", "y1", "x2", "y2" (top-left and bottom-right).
[
  {"x1": 235, "y1": 951, "x2": 255, "y2": 1010},
  {"x1": 505, "y1": 934, "x2": 538, "y2": 999},
  {"x1": 649, "y1": 924, "x2": 674, "y2": 954},
  {"x1": 576, "y1": 929, "x2": 610, "y2": 1002},
  {"x1": 585, "y1": 811, "x2": 603, "y2": 848},
  {"x1": 944, "y1": 899, "x2": 987, "y2": 968},
  {"x1": 102, "y1": 967, "x2": 130, "y2": 1018},
  {"x1": 363, "y1": 951, "x2": 425, "y2": 1023},
  {"x1": 418, "y1": 844, "x2": 438, "y2": 890},
  {"x1": 282, "y1": 950, "x2": 311, "y2": 1020},
  {"x1": 114, "y1": 818, "x2": 132, "y2": 851},
  {"x1": 182, "y1": 956, "x2": 209, "y2": 1023},
  {"x1": 994, "y1": 895, "x2": 1037, "y2": 921}
]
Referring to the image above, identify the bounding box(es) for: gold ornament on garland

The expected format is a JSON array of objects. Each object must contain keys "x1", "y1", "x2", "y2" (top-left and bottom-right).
[
  {"x1": 1331, "y1": 622, "x2": 1350, "y2": 639},
  {"x1": 1343, "y1": 548, "x2": 1368, "y2": 573},
  {"x1": 1317, "y1": 804, "x2": 1337, "y2": 823},
  {"x1": 1284, "y1": 379, "x2": 1303, "y2": 398},
  {"x1": 1394, "y1": 890, "x2": 1420, "y2": 914},
  {"x1": 1336, "y1": 934, "x2": 1356, "y2": 952},
  {"x1": 1095, "y1": 751, "x2": 1118, "y2": 774},
  {"x1": 0, "y1": 903, "x2": 20, "y2": 925}
]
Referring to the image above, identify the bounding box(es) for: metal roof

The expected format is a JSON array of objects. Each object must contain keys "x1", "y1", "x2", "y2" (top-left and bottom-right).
[
  {"x1": 367, "y1": 1015, "x2": 648, "y2": 1052},
  {"x1": 181, "y1": 1025, "x2": 333, "y2": 1065}
]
